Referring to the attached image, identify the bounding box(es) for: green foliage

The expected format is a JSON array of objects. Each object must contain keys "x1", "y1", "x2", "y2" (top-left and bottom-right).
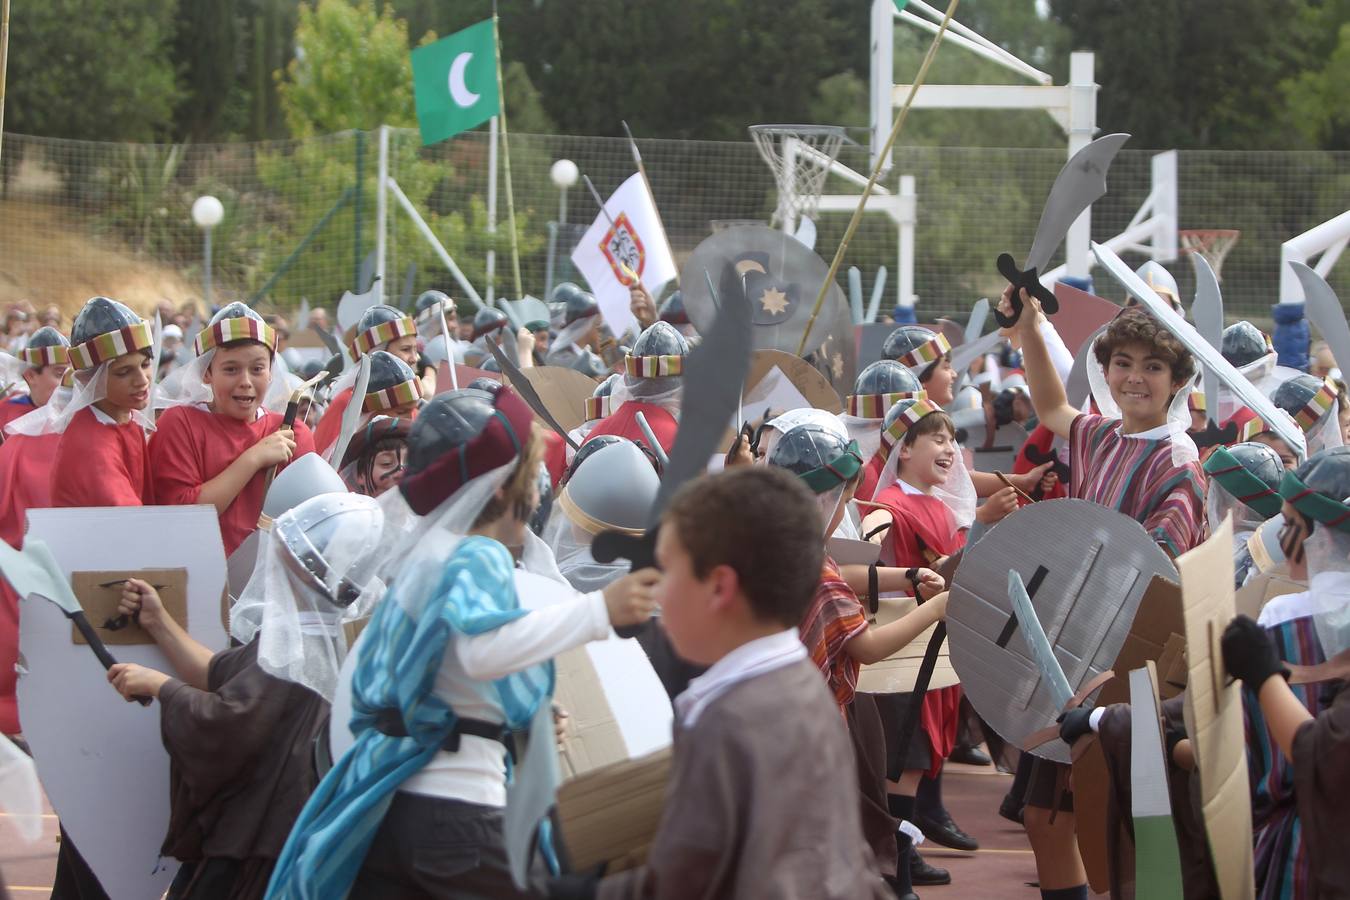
[
  {"x1": 8, "y1": 0, "x2": 181, "y2": 141},
  {"x1": 1278, "y1": 22, "x2": 1350, "y2": 148}
]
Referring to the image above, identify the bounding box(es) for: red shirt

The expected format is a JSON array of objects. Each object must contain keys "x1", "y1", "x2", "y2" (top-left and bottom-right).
[
  {"x1": 150, "y1": 405, "x2": 316, "y2": 555},
  {"x1": 0, "y1": 396, "x2": 35, "y2": 438},
  {"x1": 50, "y1": 407, "x2": 154, "y2": 508},
  {"x1": 313, "y1": 387, "x2": 354, "y2": 456},
  {"x1": 585, "y1": 401, "x2": 678, "y2": 453}
]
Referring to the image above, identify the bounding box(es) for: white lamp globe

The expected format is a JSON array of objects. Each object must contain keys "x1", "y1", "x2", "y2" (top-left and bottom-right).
[
  {"x1": 191, "y1": 195, "x2": 225, "y2": 229},
  {"x1": 549, "y1": 159, "x2": 579, "y2": 189}
]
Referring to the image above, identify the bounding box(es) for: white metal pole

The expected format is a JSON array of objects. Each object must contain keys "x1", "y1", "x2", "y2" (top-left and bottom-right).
[
  {"x1": 388, "y1": 178, "x2": 486, "y2": 310},
  {"x1": 486, "y1": 116, "x2": 499, "y2": 306},
  {"x1": 1280, "y1": 210, "x2": 1350, "y2": 303},
  {"x1": 375, "y1": 124, "x2": 389, "y2": 304},
  {"x1": 869, "y1": 0, "x2": 895, "y2": 173},
  {"x1": 203, "y1": 229, "x2": 213, "y2": 309},
  {"x1": 1064, "y1": 52, "x2": 1097, "y2": 280},
  {"x1": 898, "y1": 176, "x2": 916, "y2": 315}
]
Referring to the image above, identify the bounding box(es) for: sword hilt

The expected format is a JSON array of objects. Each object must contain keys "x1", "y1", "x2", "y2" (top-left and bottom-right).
[{"x1": 994, "y1": 253, "x2": 1060, "y2": 328}]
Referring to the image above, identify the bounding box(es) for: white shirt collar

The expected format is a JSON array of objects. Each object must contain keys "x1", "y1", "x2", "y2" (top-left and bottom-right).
[
  {"x1": 1258, "y1": 570, "x2": 1350, "y2": 628},
  {"x1": 90, "y1": 405, "x2": 117, "y2": 426},
  {"x1": 898, "y1": 478, "x2": 927, "y2": 496},
  {"x1": 1120, "y1": 421, "x2": 1172, "y2": 440},
  {"x1": 673, "y1": 628, "x2": 806, "y2": 728}
]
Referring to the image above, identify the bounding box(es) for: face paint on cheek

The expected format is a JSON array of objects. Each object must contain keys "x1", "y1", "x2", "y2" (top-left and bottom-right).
[{"x1": 1279, "y1": 516, "x2": 1308, "y2": 564}]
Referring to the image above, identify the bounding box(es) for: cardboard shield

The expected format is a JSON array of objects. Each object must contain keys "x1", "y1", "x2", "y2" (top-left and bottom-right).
[
  {"x1": 521, "y1": 366, "x2": 600, "y2": 435},
  {"x1": 681, "y1": 226, "x2": 856, "y2": 394},
  {"x1": 744, "y1": 349, "x2": 843, "y2": 415},
  {"x1": 17, "y1": 506, "x2": 228, "y2": 900},
  {"x1": 1178, "y1": 518, "x2": 1255, "y2": 900},
  {"x1": 947, "y1": 499, "x2": 1176, "y2": 764},
  {"x1": 1050, "y1": 281, "x2": 1122, "y2": 356}
]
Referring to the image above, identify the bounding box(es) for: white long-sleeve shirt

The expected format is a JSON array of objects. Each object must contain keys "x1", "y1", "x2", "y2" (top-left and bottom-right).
[{"x1": 399, "y1": 587, "x2": 611, "y2": 807}]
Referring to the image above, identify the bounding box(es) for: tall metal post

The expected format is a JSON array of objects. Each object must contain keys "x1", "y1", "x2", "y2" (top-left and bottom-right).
[
  {"x1": 486, "y1": 116, "x2": 499, "y2": 306},
  {"x1": 375, "y1": 124, "x2": 389, "y2": 302},
  {"x1": 1064, "y1": 52, "x2": 1098, "y2": 279},
  {"x1": 354, "y1": 129, "x2": 365, "y2": 292}
]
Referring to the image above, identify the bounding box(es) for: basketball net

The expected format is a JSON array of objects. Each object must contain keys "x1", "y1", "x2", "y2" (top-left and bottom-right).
[
  {"x1": 750, "y1": 124, "x2": 848, "y2": 233},
  {"x1": 1179, "y1": 228, "x2": 1240, "y2": 280}
]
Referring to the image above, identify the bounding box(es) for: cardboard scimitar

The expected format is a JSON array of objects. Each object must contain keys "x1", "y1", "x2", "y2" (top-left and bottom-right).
[
  {"x1": 1293, "y1": 262, "x2": 1350, "y2": 377},
  {"x1": 995, "y1": 133, "x2": 1131, "y2": 327}
]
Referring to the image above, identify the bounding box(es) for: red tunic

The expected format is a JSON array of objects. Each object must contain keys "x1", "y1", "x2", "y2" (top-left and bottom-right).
[
  {"x1": 149, "y1": 406, "x2": 316, "y2": 556},
  {"x1": 0, "y1": 395, "x2": 35, "y2": 437},
  {"x1": 868, "y1": 482, "x2": 966, "y2": 776},
  {"x1": 50, "y1": 407, "x2": 154, "y2": 508},
  {"x1": 1012, "y1": 424, "x2": 1069, "y2": 505},
  {"x1": 313, "y1": 387, "x2": 354, "y2": 456},
  {"x1": 855, "y1": 452, "x2": 886, "y2": 504},
  {"x1": 585, "y1": 401, "x2": 678, "y2": 453},
  {"x1": 542, "y1": 430, "x2": 566, "y2": 488},
  {"x1": 0, "y1": 431, "x2": 59, "y2": 734}
]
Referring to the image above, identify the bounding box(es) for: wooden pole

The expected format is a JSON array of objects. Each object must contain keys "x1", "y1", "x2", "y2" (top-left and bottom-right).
[
  {"x1": 795, "y1": 0, "x2": 960, "y2": 356},
  {"x1": 0, "y1": 0, "x2": 11, "y2": 169},
  {"x1": 491, "y1": 3, "x2": 523, "y2": 300}
]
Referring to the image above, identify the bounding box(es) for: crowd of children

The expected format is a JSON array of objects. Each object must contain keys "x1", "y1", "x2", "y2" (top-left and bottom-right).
[{"x1": 0, "y1": 253, "x2": 1348, "y2": 900}]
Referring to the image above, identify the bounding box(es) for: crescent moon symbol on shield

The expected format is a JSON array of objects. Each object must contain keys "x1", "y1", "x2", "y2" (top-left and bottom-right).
[{"x1": 448, "y1": 52, "x2": 480, "y2": 108}]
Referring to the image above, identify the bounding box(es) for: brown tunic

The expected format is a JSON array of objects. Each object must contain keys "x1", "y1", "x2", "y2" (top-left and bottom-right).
[
  {"x1": 1097, "y1": 697, "x2": 1219, "y2": 900},
  {"x1": 157, "y1": 640, "x2": 329, "y2": 899},
  {"x1": 1292, "y1": 681, "x2": 1350, "y2": 900},
  {"x1": 598, "y1": 658, "x2": 891, "y2": 900}
]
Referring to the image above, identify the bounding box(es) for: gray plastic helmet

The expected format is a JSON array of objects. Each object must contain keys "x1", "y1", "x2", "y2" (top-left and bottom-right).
[
  {"x1": 658, "y1": 291, "x2": 689, "y2": 326},
  {"x1": 631, "y1": 321, "x2": 689, "y2": 360},
  {"x1": 557, "y1": 439, "x2": 660, "y2": 534},
  {"x1": 71, "y1": 296, "x2": 141, "y2": 347},
  {"x1": 273, "y1": 492, "x2": 385, "y2": 608},
  {"x1": 355, "y1": 304, "x2": 410, "y2": 335},
  {"x1": 367, "y1": 350, "x2": 418, "y2": 397},
  {"x1": 1222, "y1": 321, "x2": 1271, "y2": 369},
  {"x1": 881, "y1": 325, "x2": 949, "y2": 376},
  {"x1": 194, "y1": 301, "x2": 276, "y2": 355},
  {"x1": 416, "y1": 290, "x2": 452, "y2": 316},
  {"x1": 559, "y1": 286, "x2": 600, "y2": 325},
  {"x1": 472, "y1": 306, "x2": 509, "y2": 340},
  {"x1": 26, "y1": 325, "x2": 70, "y2": 353},
  {"x1": 767, "y1": 423, "x2": 863, "y2": 495},
  {"x1": 571, "y1": 348, "x2": 609, "y2": 378},
  {"x1": 853, "y1": 360, "x2": 922, "y2": 398},
  {"x1": 1134, "y1": 260, "x2": 1179, "y2": 304},
  {"x1": 467, "y1": 377, "x2": 503, "y2": 393},
  {"x1": 262, "y1": 453, "x2": 348, "y2": 521},
  {"x1": 1271, "y1": 373, "x2": 1336, "y2": 432}
]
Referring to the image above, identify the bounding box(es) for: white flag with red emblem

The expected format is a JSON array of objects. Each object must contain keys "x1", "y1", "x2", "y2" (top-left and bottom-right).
[{"x1": 570, "y1": 173, "x2": 677, "y2": 338}]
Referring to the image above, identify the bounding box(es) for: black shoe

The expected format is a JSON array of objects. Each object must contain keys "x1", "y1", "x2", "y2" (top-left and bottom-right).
[
  {"x1": 915, "y1": 811, "x2": 979, "y2": 851},
  {"x1": 948, "y1": 744, "x2": 992, "y2": 766},
  {"x1": 882, "y1": 878, "x2": 919, "y2": 900},
  {"x1": 910, "y1": 850, "x2": 951, "y2": 885},
  {"x1": 998, "y1": 791, "x2": 1025, "y2": 825}
]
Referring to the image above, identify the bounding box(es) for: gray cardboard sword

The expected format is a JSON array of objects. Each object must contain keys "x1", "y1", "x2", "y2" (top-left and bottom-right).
[
  {"x1": 994, "y1": 133, "x2": 1131, "y2": 328},
  {"x1": 1294, "y1": 262, "x2": 1350, "y2": 378},
  {"x1": 0, "y1": 539, "x2": 152, "y2": 705},
  {"x1": 1188, "y1": 253, "x2": 1239, "y2": 449}
]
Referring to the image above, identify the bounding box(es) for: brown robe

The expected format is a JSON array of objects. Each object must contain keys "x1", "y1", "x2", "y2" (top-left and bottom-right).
[
  {"x1": 598, "y1": 658, "x2": 892, "y2": 900},
  {"x1": 1096, "y1": 697, "x2": 1219, "y2": 900},
  {"x1": 1292, "y1": 680, "x2": 1350, "y2": 900},
  {"x1": 157, "y1": 640, "x2": 329, "y2": 900}
]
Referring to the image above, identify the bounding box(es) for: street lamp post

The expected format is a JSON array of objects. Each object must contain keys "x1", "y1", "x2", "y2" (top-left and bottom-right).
[
  {"x1": 191, "y1": 195, "x2": 224, "y2": 308},
  {"x1": 545, "y1": 160, "x2": 580, "y2": 299}
]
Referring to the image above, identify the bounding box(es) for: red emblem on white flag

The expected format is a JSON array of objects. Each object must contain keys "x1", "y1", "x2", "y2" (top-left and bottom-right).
[{"x1": 600, "y1": 213, "x2": 646, "y2": 286}]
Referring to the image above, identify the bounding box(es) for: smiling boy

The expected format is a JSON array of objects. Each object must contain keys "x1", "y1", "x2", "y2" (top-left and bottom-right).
[
  {"x1": 150, "y1": 304, "x2": 314, "y2": 554},
  {"x1": 1001, "y1": 288, "x2": 1206, "y2": 900}
]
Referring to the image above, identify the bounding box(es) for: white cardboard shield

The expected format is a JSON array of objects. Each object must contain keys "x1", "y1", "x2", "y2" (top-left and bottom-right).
[{"x1": 17, "y1": 506, "x2": 228, "y2": 900}]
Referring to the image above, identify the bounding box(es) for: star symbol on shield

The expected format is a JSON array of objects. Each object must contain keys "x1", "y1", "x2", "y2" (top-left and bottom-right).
[{"x1": 758, "y1": 287, "x2": 790, "y2": 316}]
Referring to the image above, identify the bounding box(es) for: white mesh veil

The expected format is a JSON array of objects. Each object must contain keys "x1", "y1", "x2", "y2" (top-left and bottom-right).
[
  {"x1": 229, "y1": 493, "x2": 387, "y2": 702},
  {"x1": 541, "y1": 510, "x2": 628, "y2": 593},
  {"x1": 610, "y1": 375, "x2": 683, "y2": 415},
  {"x1": 874, "y1": 424, "x2": 977, "y2": 530},
  {"x1": 1304, "y1": 513, "x2": 1350, "y2": 659},
  {"x1": 155, "y1": 347, "x2": 293, "y2": 415},
  {"x1": 1206, "y1": 480, "x2": 1269, "y2": 550},
  {"x1": 4, "y1": 384, "x2": 73, "y2": 437},
  {"x1": 13, "y1": 361, "x2": 155, "y2": 436}
]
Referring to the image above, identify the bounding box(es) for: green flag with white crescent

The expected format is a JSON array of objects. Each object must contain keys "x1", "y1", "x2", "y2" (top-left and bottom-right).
[{"x1": 410, "y1": 19, "x2": 500, "y2": 146}]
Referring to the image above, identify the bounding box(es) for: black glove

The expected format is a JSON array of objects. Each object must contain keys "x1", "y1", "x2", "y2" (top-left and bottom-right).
[
  {"x1": 1221, "y1": 615, "x2": 1289, "y2": 688},
  {"x1": 1057, "y1": 706, "x2": 1095, "y2": 744},
  {"x1": 548, "y1": 873, "x2": 600, "y2": 900}
]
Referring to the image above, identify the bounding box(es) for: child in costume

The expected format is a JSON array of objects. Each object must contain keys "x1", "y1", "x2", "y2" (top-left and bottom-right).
[
  {"x1": 767, "y1": 420, "x2": 947, "y2": 898},
  {"x1": 312, "y1": 304, "x2": 418, "y2": 452},
  {"x1": 1219, "y1": 448, "x2": 1350, "y2": 899},
  {"x1": 574, "y1": 466, "x2": 893, "y2": 899},
  {"x1": 267, "y1": 387, "x2": 660, "y2": 899},
  {"x1": 104, "y1": 493, "x2": 386, "y2": 900},
  {"x1": 0, "y1": 326, "x2": 71, "y2": 435},
  {"x1": 50, "y1": 296, "x2": 157, "y2": 508},
  {"x1": 842, "y1": 360, "x2": 926, "y2": 499},
  {"x1": 587, "y1": 321, "x2": 687, "y2": 455},
  {"x1": 1003, "y1": 287, "x2": 1206, "y2": 900},
  {"x1": 150, "y1": 304, "x2": 316, "y2": 556},
  {"x1": 1201, "y1": 441, "x2": 1286, "y2": 586},
  {"x1": 859, "y1": 397, "x2": 987, "y2": 874},
  {"x1": 317, "y1": 350, "x2": 422, "y2": 462},
  {"x1": 337, "y1": 415, "x2": 410, "y2": 498}
]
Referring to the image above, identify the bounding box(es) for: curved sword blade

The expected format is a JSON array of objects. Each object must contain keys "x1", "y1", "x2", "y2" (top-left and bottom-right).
[
  {"x1": 1294, "y1": 262, "x2": 1350, "y2": 378},
  {"x1": 1025, "y1": 133, "x2": 1131, "y2": 273},
  {"x1": 1009, "y1": 570, "x2": 1074, "y2": 711},
  {"x1": 1190, "y1": 253, "x2": 1224, "y2": 423}
]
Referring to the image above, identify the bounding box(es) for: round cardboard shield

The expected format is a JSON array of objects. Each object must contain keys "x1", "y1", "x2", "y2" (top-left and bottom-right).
[
  {"x1": 745, "y1": 349, "x2": 843, "y2": 414},
  {"x1": 17, "y1": 506, "x2": 229, "y2": 899},
  {"x1": 947, "y1": 499, "x2": 1176, "y2": 764},
  {"x1": 681, "y1": 225, "x2": 855, "y2": 393}
]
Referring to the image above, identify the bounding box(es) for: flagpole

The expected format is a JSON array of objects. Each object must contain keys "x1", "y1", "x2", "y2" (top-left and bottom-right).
[
  {"x1": 0, "y1": 0, "x2": 10, "y2": 169},
  {"x1": 491, "y1": 3, "x2": 523, "y2": 301},
  {"x1": 795, "y1": 0, "x2": 959, "y2": 356},
  {"x1": 621, "y1": 120, "x2": 679, "y2": 288},
  {"x1": 485, "y1": 115, "x2": 499, "y2": 306}
]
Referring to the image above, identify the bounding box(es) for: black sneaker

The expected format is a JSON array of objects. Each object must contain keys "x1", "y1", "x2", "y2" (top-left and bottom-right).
[
  {"x1": 914, "y1": 811, "x2": 979, "y2": 851},
  {"x1": 948, "y1": 744, "x2": 992, "y2": 766},
  {"x1": 910, "y1": 850, "x2": 952, "y2": 885}
]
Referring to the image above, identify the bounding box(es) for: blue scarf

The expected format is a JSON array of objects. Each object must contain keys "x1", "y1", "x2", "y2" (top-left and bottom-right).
[{"x1": 266, "y1": 536, "x2": 554, "y2": 899}]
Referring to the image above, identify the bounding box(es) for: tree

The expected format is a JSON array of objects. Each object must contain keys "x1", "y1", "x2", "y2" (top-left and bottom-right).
[
  {"x1": 171, "y1": 0, "x2": 241, "y2": 141},
  {"x1": 7, "y1": 0, "x2": 181, "y2": 141}
]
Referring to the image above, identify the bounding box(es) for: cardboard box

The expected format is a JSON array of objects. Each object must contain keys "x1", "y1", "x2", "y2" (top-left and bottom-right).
[
  {"x1": 553, "y1": 635, "x2": 673, "y2": 872},
  {"x1": 857, "y1": 594, "x2": 959, "y2": 694}
]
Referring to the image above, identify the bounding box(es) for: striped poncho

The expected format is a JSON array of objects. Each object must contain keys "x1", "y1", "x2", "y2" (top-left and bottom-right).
[
  {"x1": 799, "y1": 557, "x2": 869, "y2": 714},
  {"x1": 1069, "y1": 413, "x2": 1206, "y2": 557}
]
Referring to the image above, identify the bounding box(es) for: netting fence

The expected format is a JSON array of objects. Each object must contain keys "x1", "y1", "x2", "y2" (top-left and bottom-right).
[{"x1": 1, "y1": 128, "x2": 1346, "y2": 326}]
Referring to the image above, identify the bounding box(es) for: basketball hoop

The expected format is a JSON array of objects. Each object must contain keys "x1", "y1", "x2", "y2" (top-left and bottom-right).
[
  {"x1": 749, "y1": 124, "x2": 850, "y2": 231},
  {"x1": 1179, "y1": 228, "x2": 1240, "y2": 280},
  {"x1": 710, "y1": 218, "x2": 768, "y2": 233}
]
